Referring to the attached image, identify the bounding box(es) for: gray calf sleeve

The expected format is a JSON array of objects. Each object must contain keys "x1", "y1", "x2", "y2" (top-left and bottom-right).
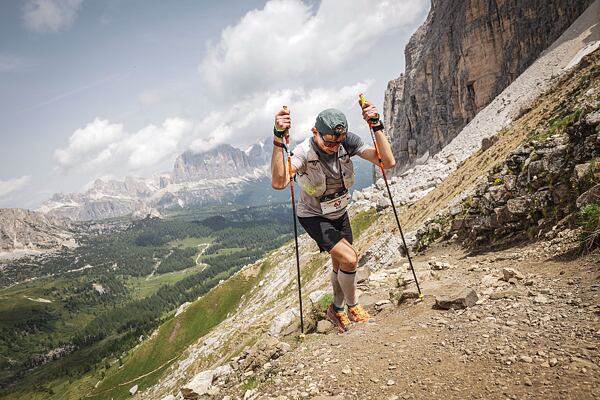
[
  {"x1": 330, "y1": 270, "x2": 345, "y2": 309},
  {"x1": 337, "y1": 269, "x2": 357, "y2": 307}
]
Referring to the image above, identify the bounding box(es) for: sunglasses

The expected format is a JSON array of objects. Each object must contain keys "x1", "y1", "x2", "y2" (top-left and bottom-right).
[{"x1": 319, "y1": 133, "x2": 346, "y2": 147}]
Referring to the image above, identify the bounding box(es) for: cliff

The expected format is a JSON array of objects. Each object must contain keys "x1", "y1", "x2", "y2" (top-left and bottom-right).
[
  {"x1": 0, "y1": 208, "x2": 75, "y2": 255},
  {"x1": 384, "y1": 0, "x2": 594, "y2": 173}
]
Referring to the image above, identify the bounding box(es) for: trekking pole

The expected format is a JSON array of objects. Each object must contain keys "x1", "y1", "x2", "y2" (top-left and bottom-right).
[
  {"x1": 358, "y1": 94, "x2": 423, "y2": 300},
  {"x1": 282, "y1": 105, "x2": 305, "y2": 335}
]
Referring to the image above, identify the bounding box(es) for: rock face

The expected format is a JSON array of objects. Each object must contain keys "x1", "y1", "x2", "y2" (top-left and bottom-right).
[
  {"x1": 38, "y1": 177, "x2": 157, "y2": 221},
  {"x1": 0, "y1": 208, "x2": 75, "y2": 254},
  {"x1": 384, "y1": 0, "x2": 594, "y2": 173},
  {"x1": 173, "y1": 143, "x2": 268, "y2": 183}
]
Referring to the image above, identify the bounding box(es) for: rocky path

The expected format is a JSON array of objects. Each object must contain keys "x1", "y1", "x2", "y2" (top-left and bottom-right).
[{"x1": 216, "y1": 238, "x2": 599, "y2": 400}]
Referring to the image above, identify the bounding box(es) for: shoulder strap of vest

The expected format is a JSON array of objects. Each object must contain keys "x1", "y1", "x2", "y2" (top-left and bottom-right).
[{"x1": 304, "y1": 138, "x2": 319, "y2": 162}]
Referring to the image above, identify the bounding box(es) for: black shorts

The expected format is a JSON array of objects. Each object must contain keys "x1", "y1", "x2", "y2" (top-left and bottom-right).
[{"x1": 298, "y1": 212, "x2": 353, "y2": 253}]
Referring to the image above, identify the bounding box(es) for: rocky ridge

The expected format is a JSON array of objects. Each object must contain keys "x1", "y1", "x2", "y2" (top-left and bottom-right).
[{"x1": 384, "y1": 0, "x2": 594, "y2": 173}]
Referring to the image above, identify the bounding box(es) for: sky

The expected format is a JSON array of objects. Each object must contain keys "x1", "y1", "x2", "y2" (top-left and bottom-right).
[{"x1": 0, "y1": 0, "x2": 429, "y2": 209}]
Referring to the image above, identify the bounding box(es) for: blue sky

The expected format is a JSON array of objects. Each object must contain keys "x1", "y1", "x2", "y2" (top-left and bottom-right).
[{"x1": 0, "y1": 0, "x2": 429, "y2": 209}]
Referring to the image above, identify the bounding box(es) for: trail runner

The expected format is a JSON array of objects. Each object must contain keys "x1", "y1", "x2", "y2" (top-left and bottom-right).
[{"x1": 271, "y1": 99, "x2": 396, "y2": 332}]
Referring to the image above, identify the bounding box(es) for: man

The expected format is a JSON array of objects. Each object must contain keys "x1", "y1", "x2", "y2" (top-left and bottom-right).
[{"x1": 270, "y1": 98, "x2": 396, "y2": 333}]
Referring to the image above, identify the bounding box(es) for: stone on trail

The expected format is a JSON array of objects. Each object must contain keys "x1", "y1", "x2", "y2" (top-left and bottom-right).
[
  {"x1": 429, "y1": 260, "x2": 451, "y2": 270},
  {"x1": 317, "y1": 319, "x2": 333, "y2": 333},
  {"x1": 398, "y1": 288, "x2": 421, "y2": 304},
  {"x1": 502, "y1": 267, "x2": 524, "y2": 281},
  {"x1": 129, "y1": 384, "x2": 138, "y2": 396},
  {"x1": 435, "y1": 288, "x2": 479, "y2": 310},
  {"x1": 489, "y1": 289, "x2": 521, "y2": 300}
]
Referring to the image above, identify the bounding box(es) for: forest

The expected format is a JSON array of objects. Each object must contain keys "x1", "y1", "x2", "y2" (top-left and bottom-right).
[{"x1": 0, "y1": 203, "x2": 295, "y2": 393}]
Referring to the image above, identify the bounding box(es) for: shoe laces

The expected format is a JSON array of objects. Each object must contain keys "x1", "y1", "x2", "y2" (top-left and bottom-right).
[
  {"x1": 349, "y1": 304, "x2": 369, "y2": 321},
  {"x1": 335, "y1": 309, "x2": 351, "y2": 327}
]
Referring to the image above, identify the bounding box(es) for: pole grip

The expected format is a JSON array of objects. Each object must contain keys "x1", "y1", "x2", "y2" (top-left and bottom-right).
[{"x1": 358, "y1": 93, "x2": 380, "y2": 127}]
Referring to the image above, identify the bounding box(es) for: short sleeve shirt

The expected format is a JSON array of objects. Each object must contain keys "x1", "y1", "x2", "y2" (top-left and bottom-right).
[{"x1": 291, "y1": 132, "x2": 369, "y2": 219}]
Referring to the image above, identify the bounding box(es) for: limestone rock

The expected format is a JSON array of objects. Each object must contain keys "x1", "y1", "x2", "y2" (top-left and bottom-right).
[
  {"x1": 181, "y1": 370, "x2": 214, "y2": 399},
  {"x1": 384, "y1": 0, "x2": 592, "y2": 172},
  {"x1": 268, "y1": 308, "x2": 299, "y2": 336},
  {"x1": 435, "y1": 288, "x2": 478, "y2": 310}
]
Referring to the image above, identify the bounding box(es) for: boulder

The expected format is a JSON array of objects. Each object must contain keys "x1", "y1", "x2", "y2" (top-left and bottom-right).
[
  {"x1": 356, "y1": 266, "x2": 371, "y2": 284},
  {"x1": 181, "y1": 370, "x2": 214, "y2": 399},
  {"x1": 576, "y1": 184, "x2": 600, "y2": 208},
  {"x1": 129, "y1": 385, "x2": 138, "y2": 396},
  {"x1": 376, "y1": 196, "x2": 392, "y2": 211},
  {"x1": 268, "y1": 308, "x2": 299, "y2": 336},
  {"x1": 584, "y1": 110, "x2": 600, "y2": 126},
  {"x1": 506, "y1": 198, "x2": 530, "y2": 215},
  {"x1": 502, "y1": 267, "x2": 524, "y2": 281},
  {"x1": 317, "y1": 319, "x2": 333, "y2": 333},
  {"x1": 435, "y1": 288, "x2": 478, "y2": 310}
]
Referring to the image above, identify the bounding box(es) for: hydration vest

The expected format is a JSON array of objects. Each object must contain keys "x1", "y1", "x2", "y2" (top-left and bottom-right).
[{"x1": 296, "y1": 138, "x2": 355, "y2": 198}]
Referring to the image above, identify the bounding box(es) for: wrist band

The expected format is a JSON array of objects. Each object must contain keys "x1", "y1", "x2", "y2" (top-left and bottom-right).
[
  {"x1": 273, "y1": 139, "x2": 285, "y2": 148},
  {"x1": 273, "y1": 126, "x2": 287, "y2": 138},
  {"x1": 372, "y1": 122, "x2": 384, "y2": 132}
]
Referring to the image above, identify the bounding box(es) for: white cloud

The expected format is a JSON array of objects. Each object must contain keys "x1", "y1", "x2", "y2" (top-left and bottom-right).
[
  {"x1": 0, "y1": 176, "x2": 32, "y2": 199},
  {"x1": 23, "y1": 0, "x2": 83, "y2": 33},
  {"x1": 53, "y1": 118, "x2": 192, "y2": 176},
  {"x1": 50, "y1": 0, "x2": 426, "y2": 186},
  {"x1": 54, "y1": 118, "x2": 125, "y2": 169},
  {"x1": 199, "y1": 0, "x2": 428, "y2": 99},
  {"x1": 123, "y1": 118, "x2": 191, "y2": 169},
  {"x1": 189, "y1": 81, "x2": 371, "y2": 153}
]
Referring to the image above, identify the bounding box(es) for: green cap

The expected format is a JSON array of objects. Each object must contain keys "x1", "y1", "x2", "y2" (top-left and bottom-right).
[{"x1": 314, "y1": 108, "x2": 348, "y2": 137}]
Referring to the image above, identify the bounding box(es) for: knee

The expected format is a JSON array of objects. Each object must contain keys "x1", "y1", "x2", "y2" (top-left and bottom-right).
[{"x1": 338, "y1": 252, "x2": 357, "y2": 272}]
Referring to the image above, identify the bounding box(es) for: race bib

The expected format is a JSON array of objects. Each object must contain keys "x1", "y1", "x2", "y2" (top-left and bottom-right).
[{"x1": 320, "y1": 193, "x2": 350, "y2": 214}]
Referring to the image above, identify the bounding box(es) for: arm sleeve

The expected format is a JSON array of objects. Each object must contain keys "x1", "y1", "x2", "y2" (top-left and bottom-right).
[
  {"x1": 290, "y1": 144, "x2": 306, "y2": 173},
  {"x1": 345, "y1": 132, "x2": 370, "y2": 157}
]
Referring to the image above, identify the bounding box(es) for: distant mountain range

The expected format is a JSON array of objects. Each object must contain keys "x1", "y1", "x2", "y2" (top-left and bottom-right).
[
  {"x1": 35, "y1": 136, "x2": 375, "y2": 222},
  {"x1": 37, "y1": 138, "x2": 279, "y2": 221}
]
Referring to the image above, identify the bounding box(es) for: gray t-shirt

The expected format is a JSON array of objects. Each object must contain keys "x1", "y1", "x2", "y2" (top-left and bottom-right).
[{"x1": 291, "y1": 132, "x2": 369, "y2": 219}]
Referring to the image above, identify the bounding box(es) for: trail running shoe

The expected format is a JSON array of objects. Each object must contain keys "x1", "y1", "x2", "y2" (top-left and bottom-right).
[
  {"x1": 327, "y1": 304, "x2": 350, "y2": 333},
  {"x1": 347, "y1": 304, "x2": 370, "y2": 323}
]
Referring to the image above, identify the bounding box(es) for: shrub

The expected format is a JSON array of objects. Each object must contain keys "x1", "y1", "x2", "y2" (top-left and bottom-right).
[{"x1": 579, "y1": 202, "x2": 600, "y2": 251}]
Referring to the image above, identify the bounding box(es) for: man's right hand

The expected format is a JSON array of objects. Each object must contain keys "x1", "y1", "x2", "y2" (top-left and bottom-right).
[{"x1": 275, "y1": 108, "x2": 291, "y2": 132}]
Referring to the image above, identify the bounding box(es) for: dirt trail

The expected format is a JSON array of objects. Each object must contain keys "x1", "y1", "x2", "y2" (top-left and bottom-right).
[{"x1": 233, "y1": 239, "x2": 599, "y2": 400}]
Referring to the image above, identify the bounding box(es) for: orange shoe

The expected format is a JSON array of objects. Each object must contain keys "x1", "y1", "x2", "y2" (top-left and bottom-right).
[
  {"x1": 326, "y1": 304, "x2": 350, "y2": 333},
  {"x1": 347, "y1": 304, "x2": 370, "y2": 323}
]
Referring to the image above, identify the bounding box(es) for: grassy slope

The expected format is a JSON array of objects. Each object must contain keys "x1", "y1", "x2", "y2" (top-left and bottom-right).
[{"x1": 82, "y1": 261, "x2": 268, "y2": 400}]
